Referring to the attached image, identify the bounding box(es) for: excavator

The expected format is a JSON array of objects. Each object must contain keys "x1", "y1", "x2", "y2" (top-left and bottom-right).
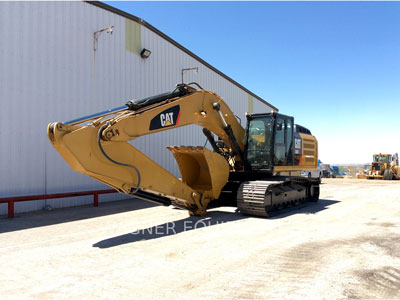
[{"x1": 47, "y1": 83, "x2": 319, "y2": 217}]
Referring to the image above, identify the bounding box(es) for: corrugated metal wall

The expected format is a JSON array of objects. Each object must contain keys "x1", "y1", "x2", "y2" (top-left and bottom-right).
[{"x1": 0, "y1": 1, "x2": 274, "y2": 215}]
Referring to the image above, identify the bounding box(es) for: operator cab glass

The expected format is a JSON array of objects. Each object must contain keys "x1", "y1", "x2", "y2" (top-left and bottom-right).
[
  {"x1": 373, "y1": 155, "x2": 392, "y2": 163},
  {"x1": 246, "y1": 116, "x2": 274, "y2": 170},
  {"x1": 245, "y1": 113, "x2": 294, "y2": 171},
  {"x1": 274, "y1": 116, "x2": 294, "y2": 166}
]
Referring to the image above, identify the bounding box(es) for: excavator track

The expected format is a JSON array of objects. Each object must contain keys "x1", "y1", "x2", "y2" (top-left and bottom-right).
[{"x1": 237, "y1": 179, "x2": 319, "y2": 217}]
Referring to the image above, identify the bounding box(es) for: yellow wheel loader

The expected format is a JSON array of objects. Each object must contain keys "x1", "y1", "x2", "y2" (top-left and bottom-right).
[
  {"x1": 47, "y1": 83, "x2": 319, "y2": 217},
  {"x1": 366, "y1": 153, "x2": 400, "y2": 180}
]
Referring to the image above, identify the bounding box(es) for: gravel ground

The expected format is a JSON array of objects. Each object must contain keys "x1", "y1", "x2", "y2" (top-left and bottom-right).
[{"x1": 0, "y1": 179, "x2": 399, "y2": 300}]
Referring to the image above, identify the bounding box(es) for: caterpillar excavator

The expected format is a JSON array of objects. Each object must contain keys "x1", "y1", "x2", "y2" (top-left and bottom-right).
[{"x1": 47, "y1": 83, "x2": 319, "y2": 217}]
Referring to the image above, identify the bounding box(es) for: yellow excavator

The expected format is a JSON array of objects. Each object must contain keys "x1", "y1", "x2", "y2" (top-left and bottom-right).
[{"x1": 47, "y1": 83, "x2": 319, "y2": 217}]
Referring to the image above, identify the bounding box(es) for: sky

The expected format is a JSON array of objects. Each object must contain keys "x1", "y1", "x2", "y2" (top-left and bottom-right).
[{"x1": 105, "y1": 1, "x2": 400, "y2": 165}]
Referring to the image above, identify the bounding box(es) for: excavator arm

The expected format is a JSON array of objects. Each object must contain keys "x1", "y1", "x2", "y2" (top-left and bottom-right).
[{"x1": 47, "y1": 84, "x2": 245, "y2": 215}]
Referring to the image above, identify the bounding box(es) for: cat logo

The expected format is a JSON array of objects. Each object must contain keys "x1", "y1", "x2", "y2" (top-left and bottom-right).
[
  {"x1": 160, "y1": 112, "x2": 174, "y2": 127},
  {"x1": 149, "y1": 105, "x2": 181, "y2": 131}
]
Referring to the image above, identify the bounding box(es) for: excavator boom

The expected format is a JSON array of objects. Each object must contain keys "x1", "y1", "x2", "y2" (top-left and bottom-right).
[{"x1": 48, "y1": 84, "x2": 245, "y2": 215}]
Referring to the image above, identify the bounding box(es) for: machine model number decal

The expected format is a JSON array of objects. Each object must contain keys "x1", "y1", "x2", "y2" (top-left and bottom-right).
[{"x1": 149, "y1": 105, "x2": 181, "y2": 130}]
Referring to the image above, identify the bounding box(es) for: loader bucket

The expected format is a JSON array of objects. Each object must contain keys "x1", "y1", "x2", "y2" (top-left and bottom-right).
[{"x1": 166, "y1": 146, "x2": 229, "y2": 199}]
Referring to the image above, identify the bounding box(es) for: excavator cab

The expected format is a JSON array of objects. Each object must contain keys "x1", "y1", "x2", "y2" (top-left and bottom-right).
[{"x1": 245, "y1": 113, "x2": 294, "y2": 172}]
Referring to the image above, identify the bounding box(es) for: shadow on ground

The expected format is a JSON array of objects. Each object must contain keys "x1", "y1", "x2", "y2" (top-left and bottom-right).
[
  {"x1": 0, "y1": 198, "x2": 156, "y2": 234},
  {"x1": 269, "y1": 199, "x2": 340, "y2": 219},
  {"x1": 93, "y1": 198, "x2": 339, "y2": 249},
  {"x1": 93, "y1": 210, "x2": 249, "y2": 248}
]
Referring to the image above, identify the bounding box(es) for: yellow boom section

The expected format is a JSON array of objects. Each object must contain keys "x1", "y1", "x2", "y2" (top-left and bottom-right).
[{"x1": 47, "y1": 88, "x2": 245, "y2": 216}]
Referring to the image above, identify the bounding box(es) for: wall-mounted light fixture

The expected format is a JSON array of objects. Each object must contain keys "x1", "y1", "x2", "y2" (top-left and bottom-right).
[{"x1": 140, "y1": 48, "x2": 151, "y2": 59}]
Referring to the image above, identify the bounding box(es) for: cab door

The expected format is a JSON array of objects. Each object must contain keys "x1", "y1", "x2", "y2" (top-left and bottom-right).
[
  {"x1": 245, "y1": 115, "x2": 274, "y2": 171},
  {"x1": 273, "y1": 114, "x2": 294, "y2": 166}
]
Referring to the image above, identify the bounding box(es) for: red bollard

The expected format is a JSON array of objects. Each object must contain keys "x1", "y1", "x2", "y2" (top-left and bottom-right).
[
  {"x1": 8, "y1": 201, "x2": 14, "y2": 218},
  {"x1": 93, "y1": 194, "x2": 99, "y2": 207}
]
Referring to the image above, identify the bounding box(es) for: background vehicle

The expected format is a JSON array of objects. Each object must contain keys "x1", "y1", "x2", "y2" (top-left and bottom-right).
[
  {"x1": 367, "y1": 153, "x2": 400, "y2": 180},
  {"x1": 47, "y1": 84, "x2": 320, "y2": 217},
  {"x1": 301, "y1": 160, "x2": 322, "y2": 183},
  {"x1": 320, "y1": 163, "x2": 331, "y2": 178}
]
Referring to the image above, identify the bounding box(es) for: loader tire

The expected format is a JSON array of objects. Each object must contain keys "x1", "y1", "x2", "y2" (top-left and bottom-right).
[{"x1": 383, "y1": 169, "x2": 393, "y2": 180}]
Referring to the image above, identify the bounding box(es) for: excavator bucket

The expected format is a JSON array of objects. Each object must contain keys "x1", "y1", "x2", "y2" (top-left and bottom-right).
[{"x1": 166, "y1": 146, "x2": 229, "y2": 199}]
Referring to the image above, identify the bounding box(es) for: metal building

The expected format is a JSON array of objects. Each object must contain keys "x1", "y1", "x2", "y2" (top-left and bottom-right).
[{"x1": 0, "y1": 1, "x2": 277, "y2": 215}]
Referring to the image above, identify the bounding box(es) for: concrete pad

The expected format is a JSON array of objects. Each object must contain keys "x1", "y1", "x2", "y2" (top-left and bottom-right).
[{"x1": 1, "y1": 180, "x2": 399, "y2": 299}]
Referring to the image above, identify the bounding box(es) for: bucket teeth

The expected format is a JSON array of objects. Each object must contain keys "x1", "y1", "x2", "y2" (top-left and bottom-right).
[{"x1": 167, "y1": 146, "x2": 205, "y2": 152}]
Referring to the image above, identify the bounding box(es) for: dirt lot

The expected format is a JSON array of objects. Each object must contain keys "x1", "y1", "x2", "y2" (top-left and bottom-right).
[{"x1": 1, "y1": 179, "x2": 399, "y2": 300}]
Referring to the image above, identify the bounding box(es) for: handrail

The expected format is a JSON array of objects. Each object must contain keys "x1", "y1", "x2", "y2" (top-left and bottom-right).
[{"x1": 0, "y1": 189, "x2": 118, "y2": 218}]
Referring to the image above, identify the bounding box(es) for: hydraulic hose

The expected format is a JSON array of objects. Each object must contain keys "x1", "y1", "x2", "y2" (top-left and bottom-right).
[{"x1": 97, "y1": 123, "x2": 141, "y2": 193}]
